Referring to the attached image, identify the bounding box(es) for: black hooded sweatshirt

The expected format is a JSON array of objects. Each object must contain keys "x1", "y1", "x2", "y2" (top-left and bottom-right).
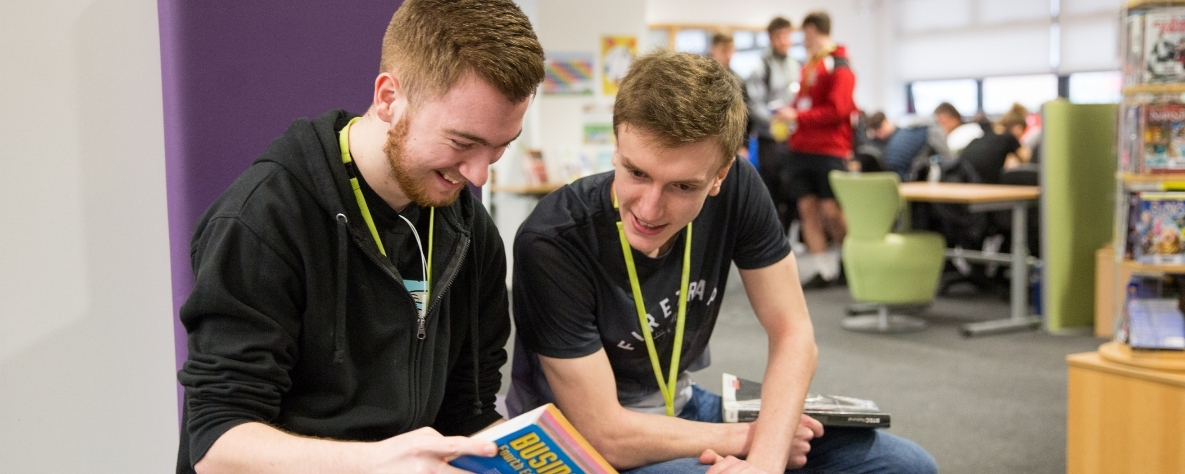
[{"x1": 176, "y1": 110, "x2": 509, "y2": 472}]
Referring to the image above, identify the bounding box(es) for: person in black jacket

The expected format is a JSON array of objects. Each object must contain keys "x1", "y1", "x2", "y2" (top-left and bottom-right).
[{"x1": 175, "y1": 1, "x2": 544, "y2": 472}]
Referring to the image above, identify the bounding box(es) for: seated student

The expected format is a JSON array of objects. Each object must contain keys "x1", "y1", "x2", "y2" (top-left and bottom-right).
[
  {"x1": 960, "y1": 103, "x2": 1031, "y2": 184},
  {"x1": 506, "y1": 50, "x2": 936, "y2": 474},
  {"x1": 933, "y1": 102, "x2": 984, "y2": 156},
  {"x1": 866, "y1": 111, "x2": 952, "y2": 181}
]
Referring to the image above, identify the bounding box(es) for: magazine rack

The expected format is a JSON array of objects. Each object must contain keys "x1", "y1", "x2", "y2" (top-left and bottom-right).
[{"x1": 1107, "y1": 0, "x2": 1185, "y2": 371}]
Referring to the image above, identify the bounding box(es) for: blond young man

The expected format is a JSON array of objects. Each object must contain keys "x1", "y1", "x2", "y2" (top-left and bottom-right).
[
  {"x1": 507, "y1": 51, "x2": 936, "y2": 474},
  {"x1": 175, "y1": 1, "x2": 543, "y2": 472}
]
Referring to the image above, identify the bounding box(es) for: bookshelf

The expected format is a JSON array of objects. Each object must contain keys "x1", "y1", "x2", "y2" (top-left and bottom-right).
[
  {"x1": 1106, "y1": 0, "x2": 1185, "y2": 360},
  {"x1": 1067, "y1": 3, "x2": 1185, "y2": 472}
]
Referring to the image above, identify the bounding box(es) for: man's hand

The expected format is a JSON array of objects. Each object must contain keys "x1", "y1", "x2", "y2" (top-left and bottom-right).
[
  {"x1": 775, "y1": 106, "x2": 798, "y2": 123},
  {"x1": 700, "y1": 449, "x2": 768, "y2": 474},
  {"x1": 362, "y1": 427, "x2": 497, "y2": 474},
  {"x1": 785, "y1": 415, "x2": 824, "y2": 469}
]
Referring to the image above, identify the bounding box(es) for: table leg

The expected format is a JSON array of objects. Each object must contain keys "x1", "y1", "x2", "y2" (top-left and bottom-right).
[{"x1": 960, "y1": 202, "x2": 1042, "y2": 337}]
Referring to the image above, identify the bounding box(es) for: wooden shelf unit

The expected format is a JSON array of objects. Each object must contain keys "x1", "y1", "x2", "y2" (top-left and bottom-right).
[{"x1": 1067, "y1": 349, "x2": 1185, "y2": 474}]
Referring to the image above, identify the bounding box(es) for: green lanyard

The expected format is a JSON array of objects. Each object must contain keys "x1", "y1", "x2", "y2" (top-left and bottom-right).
[
  {"x1": 614, "y1": 190, "x2": 692, "y2": 416},
  {"x1": 338, "y1": 117, "x2": 435, "y2": 298}
]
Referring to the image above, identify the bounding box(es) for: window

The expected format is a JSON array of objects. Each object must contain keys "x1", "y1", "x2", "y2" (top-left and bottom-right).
[
  {"x1": 982, "y1": 74, "x2": 1058, "y2": 114},
  {"x1": 674, "y1": 29, "x2": 709, "y2": 55},
  {"x1": 649, "y1": 24, "x2": 770, "y2": 79},
  {"x1": 910, "y1": 79, "x2": 979, "y2": 117},
  {"x1": 1068, "y1": 70, "x2": 1121, "y2": 104}
]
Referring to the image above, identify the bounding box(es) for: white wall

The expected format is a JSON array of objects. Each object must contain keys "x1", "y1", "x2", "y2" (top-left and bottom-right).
[
  {"x1": 491, "y1": 0, "x2": 648, "y2": 269},
  {"x1": 0, "y1": 0, "x2": 179, "y2": 471}
]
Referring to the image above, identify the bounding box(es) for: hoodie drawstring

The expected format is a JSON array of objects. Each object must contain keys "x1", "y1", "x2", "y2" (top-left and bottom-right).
[{"x1": 333, "y1": 213, "x2": 349, "y2": 363}]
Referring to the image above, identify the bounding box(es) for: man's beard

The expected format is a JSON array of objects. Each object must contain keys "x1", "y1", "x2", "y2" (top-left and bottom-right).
[{"x1": 383, "y1": 113, "x2": 464, "y2": 208}]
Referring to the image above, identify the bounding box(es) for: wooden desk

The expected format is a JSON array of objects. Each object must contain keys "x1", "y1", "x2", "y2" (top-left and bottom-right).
[
  {"x1": 1067, "y1": 349, "x2": 1185, "y2": 474},
  {"x1": 898, "y1": 182, "x2": 1040, "y2": 205},
  {"x1": 898, "y1": 182, "x2": 1042, "y2": 336}
]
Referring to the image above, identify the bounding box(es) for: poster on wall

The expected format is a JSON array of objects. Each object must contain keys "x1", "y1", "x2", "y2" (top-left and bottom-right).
[
  {"x1": 601, "y1": 35, "x2": 637, "y2": 95},
  {"x1": 582, "y1": 101, "x2": 614, "y2": 145},
  {"x1": 543, "y1": 52, "x2": 595, "y2": 95}
]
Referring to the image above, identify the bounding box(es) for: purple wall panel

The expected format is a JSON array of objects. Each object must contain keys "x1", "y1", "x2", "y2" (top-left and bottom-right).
[{"x1": 158, "y1": 0, "x2": 403, "y2": 414}]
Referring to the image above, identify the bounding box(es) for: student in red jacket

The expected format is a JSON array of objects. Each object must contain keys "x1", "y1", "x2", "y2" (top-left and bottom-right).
[{"x1": 777, "y1": 11, "x2": 856, "y2": 288}]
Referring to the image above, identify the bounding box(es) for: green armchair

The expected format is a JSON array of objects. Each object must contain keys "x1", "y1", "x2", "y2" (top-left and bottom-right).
[{"x1": 828, "y1": 171, "x2": 947, "y2": 332}]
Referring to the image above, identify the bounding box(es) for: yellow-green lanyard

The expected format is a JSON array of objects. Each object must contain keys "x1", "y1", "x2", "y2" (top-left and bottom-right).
[
  {"x1": 613, "y1": 190, "x2": 692, "y2": 416},
  {"x1": 338, "y1": 117, "x2": 435, "y2": 299}
]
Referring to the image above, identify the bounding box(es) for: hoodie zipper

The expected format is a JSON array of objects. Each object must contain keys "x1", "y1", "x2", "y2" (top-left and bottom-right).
[
  {"x1": 347, "y1": 224, "x2": 471, "y2": 430},
  {"x1": 424, "y1": 237, "x2": 469, "y2": 324}
]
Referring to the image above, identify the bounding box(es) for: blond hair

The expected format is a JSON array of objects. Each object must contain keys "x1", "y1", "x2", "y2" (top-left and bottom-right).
[
  {"x1": 997, "y1": 103, "x2": 1029, "y2": 133},
  {"x1": 379, "y1": 0, "x2": 544, "y2": 106},
  {"x1": 613, "y1": 50, "x2": 746, "y2": 166}
]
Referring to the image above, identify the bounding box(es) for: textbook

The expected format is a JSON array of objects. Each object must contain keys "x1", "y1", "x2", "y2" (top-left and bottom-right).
[
  {"x1": 721, "y1": 373, "x2": 890, "y2": 429},
  {"x1": 450, "y1": 403, "x2": 618, "y2": 474}
]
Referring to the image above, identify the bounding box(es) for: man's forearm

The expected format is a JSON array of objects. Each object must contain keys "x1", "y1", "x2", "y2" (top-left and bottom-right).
[
  {"x1": 581, "y1": 406, "x2": 753, "y2": 469},
  {"x1": 196, "y1": 421, "x2": 497, "y2": 474},
  {"x1": 745, "y1": 328, "x2": 818, "y2": 473},
  {"x1": 194, "y1": 422, "x2": 370, "y2": 474}
]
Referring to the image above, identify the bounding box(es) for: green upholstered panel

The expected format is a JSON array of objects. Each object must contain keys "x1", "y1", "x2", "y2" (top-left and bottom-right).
[
  {"x1": 829, "y1": 171, "x2": 901, "y2": 240},
  {"x1": 1041, "y1": 100, "x2": 1116, "y2": 331}
]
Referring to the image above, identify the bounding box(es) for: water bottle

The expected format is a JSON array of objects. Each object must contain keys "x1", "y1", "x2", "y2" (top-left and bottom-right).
[{"x1": 927, "y1": 155, "x2": 942, "y2": 184}]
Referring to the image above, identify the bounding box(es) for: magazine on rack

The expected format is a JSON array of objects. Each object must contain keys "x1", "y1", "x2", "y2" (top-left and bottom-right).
[
  {"x1": 1143, "y1": 10, "x2": 1185, "y2": 83},
  {"x1": 1142, "y1": 104, "x2": 1185, "y2": 173},
  {"x1": 1131, "y1": 192, "x2": 1185, "y2": 264}
]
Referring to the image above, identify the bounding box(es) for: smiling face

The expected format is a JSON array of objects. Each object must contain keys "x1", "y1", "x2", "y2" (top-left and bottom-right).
[
  {"x1": 612, "y1": 124, "x2": 732, "y2": 257},
  {"x1": 383, "y1": 74, "x2": 529, "y2": 207}
]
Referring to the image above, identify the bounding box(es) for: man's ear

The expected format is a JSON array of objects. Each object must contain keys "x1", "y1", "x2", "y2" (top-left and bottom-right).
[
  {"x1": 708, "y1": 158, "x2": 735, "y2": 196},
  {"x1": 373, "y1": 72, "x2": 407, "y2": 123}
]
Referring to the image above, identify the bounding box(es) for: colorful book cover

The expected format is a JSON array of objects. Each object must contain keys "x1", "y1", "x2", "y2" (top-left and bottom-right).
[
  {"x1": 1143, "y1": 11, "x2": 1185, "y2": 83},
  {"x1": 450, "y1": 403, "x2": 618, "y2": 474},
  {"x1": 721, "y1": 373, "x2": 890, "y2": 429},
  {"x1": 1133, "y1": 192, "x2": 1185, "y2": 264},
  {"x1": 1142, "y1": 104, "x2": 1185, "y2": 173}
]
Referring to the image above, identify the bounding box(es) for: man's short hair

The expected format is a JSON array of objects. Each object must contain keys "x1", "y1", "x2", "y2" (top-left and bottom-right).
[
  {"x1": 767, "y1": 17, "x2": 792, "y2": 34},
  {"x1": 614, "y1": 50, "x2": 746, "y2": 167},
  {"x1": 379, "y1": 0, "x2": 544, "y2": 106},
  {"x1": 933, "y1": 102, "x2": 962, "y2": 121},
  {"x1": 711, "y1": 32, "x2": 734, "y2": 48},
  {"x1": 802, "y1": 11, "x2": 831, "y2": 36},
  {"x1": 867, "y1": 112, "x2": 887, "y2": 131}
]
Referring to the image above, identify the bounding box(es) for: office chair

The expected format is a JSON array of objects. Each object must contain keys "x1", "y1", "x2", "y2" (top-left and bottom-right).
[{"x1": 829, "y1": 171, "x2": 947, "y2": 332}]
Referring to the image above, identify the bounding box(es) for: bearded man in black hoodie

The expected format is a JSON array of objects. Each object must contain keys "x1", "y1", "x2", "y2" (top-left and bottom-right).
[{"x1": 175, "y1": 1, "x2": 544, "y2": 472}]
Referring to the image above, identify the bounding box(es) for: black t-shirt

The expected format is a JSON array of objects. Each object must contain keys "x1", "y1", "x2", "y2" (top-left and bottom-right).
[
  {"x1": 356, "y1": 171, "x2": 431, "y2": 290},
  {"x1": 959, "y1": 132, "x2": 1021, "y2": 184},
  {"x1": 507, "y1": 159, "x2": 790, "y2": 414}
]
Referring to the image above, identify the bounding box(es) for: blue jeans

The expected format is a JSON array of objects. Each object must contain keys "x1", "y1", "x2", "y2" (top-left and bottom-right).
[{"x1": 622, "y1": 384, "x2": 937, "y2": 474}]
